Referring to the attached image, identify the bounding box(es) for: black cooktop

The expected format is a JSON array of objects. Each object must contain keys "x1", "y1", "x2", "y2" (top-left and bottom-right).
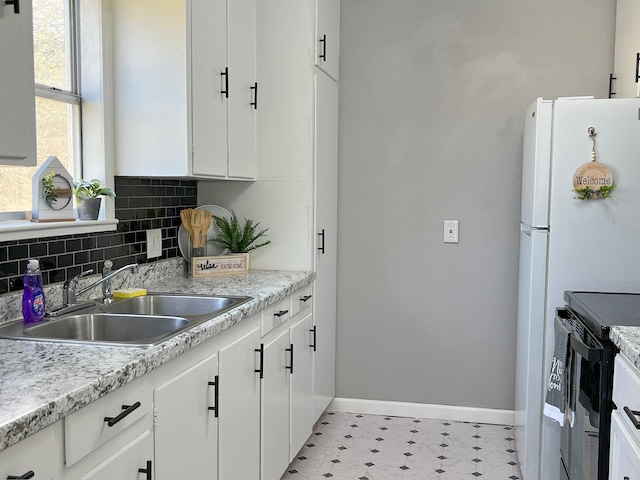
[{"x1": 564, "y1": 291, "x2": 640, "y2": 340}]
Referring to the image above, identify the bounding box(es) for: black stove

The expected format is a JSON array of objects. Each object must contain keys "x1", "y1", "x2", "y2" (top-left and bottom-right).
[
  {"x1": 559, "y1": 291, "x2": 640, "y2": 480},
  {"x1": 564, "y1": 291, "x2": 640, "y2": 340}
]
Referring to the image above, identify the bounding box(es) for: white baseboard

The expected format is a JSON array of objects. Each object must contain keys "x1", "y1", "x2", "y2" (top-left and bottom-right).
[{"x1": 329, "y1": 397, "x2": 515, "y2": 426}]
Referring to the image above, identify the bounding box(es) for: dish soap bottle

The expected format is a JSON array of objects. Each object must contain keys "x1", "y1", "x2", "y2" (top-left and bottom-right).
[{"x1": 22, "y1": 259, "x2": 46, "y2": 323}]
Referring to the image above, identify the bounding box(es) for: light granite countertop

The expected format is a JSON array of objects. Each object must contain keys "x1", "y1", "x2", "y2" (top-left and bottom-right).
[
  {"x1": 611, "y1": 326, "x2": 640, "y2": 370},
  {"x1": 0, "y1": 259, "x2": 314, "y2": 452}
]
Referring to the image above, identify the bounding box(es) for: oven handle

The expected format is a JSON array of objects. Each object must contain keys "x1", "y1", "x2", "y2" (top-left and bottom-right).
[{"x1": 569, "y1": 334, "x2": 602, "y2": 362}]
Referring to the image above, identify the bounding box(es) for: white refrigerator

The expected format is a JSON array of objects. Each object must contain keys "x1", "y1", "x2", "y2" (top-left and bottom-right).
[{"x1": 515, "y1": 97, "x2": 640, "y2": 480}]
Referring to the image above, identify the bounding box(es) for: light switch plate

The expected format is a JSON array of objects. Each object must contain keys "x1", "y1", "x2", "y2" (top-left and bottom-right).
[
  {"x1": 444, "y1": 220, "x2": 458, "y2": 243},
  {"x1": 147, "y1": 229, "x2": 162, "y2": 258}
]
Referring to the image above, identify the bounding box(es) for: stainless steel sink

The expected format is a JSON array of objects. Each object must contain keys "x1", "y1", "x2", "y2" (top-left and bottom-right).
[
  {"x1": 0, "y1": 294, "x2": 252, "y2": 347},
  {"x1": 23, "y1": 313, "x2": 189, "y2": 346},
  {"x1": 101, "y1": 294, "x2": 245, "y2": 320}
]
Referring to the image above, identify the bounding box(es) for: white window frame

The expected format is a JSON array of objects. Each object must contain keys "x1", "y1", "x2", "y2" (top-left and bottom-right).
[{"x1": 0, "y1": 0, "x2": 118, "y2": 241}]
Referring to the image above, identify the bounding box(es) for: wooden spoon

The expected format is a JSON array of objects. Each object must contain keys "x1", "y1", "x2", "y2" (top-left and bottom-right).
[
  {"x1": 201, "y1": 211, "x2": 212, "y2": 248},
  {"x1": 191, "y1": 210, "x2": 205, "y2": 249}
]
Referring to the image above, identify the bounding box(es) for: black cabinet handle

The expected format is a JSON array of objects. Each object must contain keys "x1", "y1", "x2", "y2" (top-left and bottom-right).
[
  {"x1": 208, "y1": 375, "x2": 219, "y2": 418},
  {"x1": 138, "y1": 460, "x2": 152, "y2": 480},
  {"x1": 286, "y1": 344, "x2": 294, "y2": 374},
  {"x1": 7, "y1": 472, "x2": 34, "y2": 480},
  {"x1": 608, "y1": 73, "x2": 616, "y2": 98},
  {"x1": 4, "y1": 0, "x2": 20, "y2": 14},
  {"x1": 255, "y1": 343, "x2": 264, "y2": 379},
  {"x1": 635, "y1": 53, "x2": 640, "y2": 83},
  {"x1": 250, "y1": 82, "x2": 258, "y2": 110},
  {"x1": 624, "y1": 406, "x2": 640, "y2": 429},
  {"x1": 300, "y1": 295, "x2": 312, "y2": 303},
  {"x1": 310, "y1": 325, "x2": 317, "y2": 352},
  {"x1": 274, "y1": 309, "x2": 289, "y2": 318},
  {"x1": 221, "y1": 67, "x2": 229, "y2": 98},
  {"x1": 318, "y1": 229, "x2": 325, "y2": 254},
  {"x1": 103, "y1": 401, "x2": 141, "y2": 427},
  {"x1": 319, "y1": 34, "x2": 327, "y2": 62}
]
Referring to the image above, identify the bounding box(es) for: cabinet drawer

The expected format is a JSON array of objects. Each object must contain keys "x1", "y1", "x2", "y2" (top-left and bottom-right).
[
  {"x1": 0, "y1": 424, "x2": 60, "y2": 480},
  {"x1": 65, "y1": 379, "x2": 152, "y2": 466},
  {"x1": 290, "y1": 284, "x2": 313, "y2": 319},
  {"x1": 261, "y1": 296, "x2": 291, "y2": 336}
]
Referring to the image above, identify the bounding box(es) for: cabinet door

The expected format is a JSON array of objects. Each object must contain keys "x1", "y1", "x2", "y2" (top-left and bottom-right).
[
  {"x1": 227, "y1": 0, "x2": 257, "y2": 179},
  {"x1": 0, "y1": 0, "x2": 37, "y2": 165},
  {"x1": 262, "y1": 328, "x2": 292, "y2": 480},
  {"x1": 613, "y1": 0, "x2": 640, "y2": 98},
  {"x1": 315, "y1": 0, "x2": 340, "y2": 81},
  {"x1": 154, "y1": 353, "x2": 218, "y2": 480},
  {"x1": 609, "y1": 411, "x2": 640, "y2": 479},
  {"x1": 0, "y1": 424, "x2": 60, "y2": 480},
  {"x1": 290, "y1": 314, "x2": 315, "y2": 459},
  {"x1": 191, "y1": 0, "x2": 229, "y2": 177},
  {"x1": 313, "y1": 71, "x2": 338, "y2": 422},
  {"x1": 218, "y1": 326, "x2": 261, "y2": 480},
  {"x1": 80, "y1": 431, "x2": 153, "y2": 480}
]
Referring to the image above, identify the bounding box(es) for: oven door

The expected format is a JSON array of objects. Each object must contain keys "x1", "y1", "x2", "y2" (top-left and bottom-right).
[{"x1": 558, "y1": 309, "x2": 613, "y2": 480}]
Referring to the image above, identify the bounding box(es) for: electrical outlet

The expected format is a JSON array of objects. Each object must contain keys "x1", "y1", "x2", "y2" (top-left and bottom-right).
[
  {"x1": 443, "y1": 220, "x2": 459, "y2": 243},
  {"x1": 147, "y1": 229, "x2": 162, "y2": 259}
]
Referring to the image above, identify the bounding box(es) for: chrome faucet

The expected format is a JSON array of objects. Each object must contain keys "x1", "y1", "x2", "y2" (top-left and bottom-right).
[{"x1": 63, "y1": 263, "x2": 139, "y2": 306}]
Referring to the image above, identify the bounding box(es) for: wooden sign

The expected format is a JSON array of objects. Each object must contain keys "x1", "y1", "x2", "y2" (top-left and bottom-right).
[
  {"x1": 573, "y1": 161, "x2": 615, "y2": 200},
  {"x1": 192, "y1": 254, "x2": 249, "y2": 277}
]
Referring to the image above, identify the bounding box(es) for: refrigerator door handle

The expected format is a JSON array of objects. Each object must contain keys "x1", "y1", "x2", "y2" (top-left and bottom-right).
[{"x1": 521, "y1": 224, "x2": 549, "y2": 236}]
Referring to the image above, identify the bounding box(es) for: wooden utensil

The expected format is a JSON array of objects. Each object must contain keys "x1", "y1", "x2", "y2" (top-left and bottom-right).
[
  {"x1": 180, "y1": 209, "x2": 195, "y2": 245},
  {"x1": 191, "y1": 210, "x2": 205, "y2": 250},
  {"x1": 200, "y1": 211, "x2": 212, "y2": 247}
]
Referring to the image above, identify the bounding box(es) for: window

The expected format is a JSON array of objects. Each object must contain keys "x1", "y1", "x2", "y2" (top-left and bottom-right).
[{"x1": 0, "y1": 0, "x2": 80, "y2": 213}]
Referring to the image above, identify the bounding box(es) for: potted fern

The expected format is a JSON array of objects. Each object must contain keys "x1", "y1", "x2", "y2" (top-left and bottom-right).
[
  {"x1": 73, "y1": 179, "x2": 116, "y2": 220},
  {"x1": 211, "y1": 210, "x2": 271, "y2": 253}
]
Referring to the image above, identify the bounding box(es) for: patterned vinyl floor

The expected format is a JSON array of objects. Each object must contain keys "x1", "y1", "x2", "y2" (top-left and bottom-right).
[{"x1": 281, "y1": 411, "x2": 522, "y2": 480}]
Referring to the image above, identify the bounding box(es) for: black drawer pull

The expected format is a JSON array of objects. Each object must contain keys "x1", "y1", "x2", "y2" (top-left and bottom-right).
[
  {"x1": 208, "y1": 375, "x2": 219, "y2": 417},
  {"x1": 319, "y1": 34, "x2": 327, "y2": 61},
  {"x1": 221, "y1": 67, "x2": 229, "y2": 98},
  {"x1": 300, "y1": 295, "x2": 312, "y2": 303},
  {"x1": 310, "y1": 325, "x2": 317, "y2": 352},
  {"x1": 274, "y1": 310, "x2": 289, "y2": 318},
  {"x1": 255, "y1": 343, "x2": 264, "y2": 379},
  {"x1": 250, "y1": 82, "x2": 258, "y2": 109},
  {"x1": 286, "y1": 344, "x2": 294, "y2": 374},
  {"x1": 318, "y1": 229, "x2": 325, "y2": 254},
  {"x1": 138, "y1": 460, "x2": 152, "y2": 480},
  {"x1": 104, "y1": 401, "x2": 141, "y2": 427},
  {"x1": 608, "y1": 73, "x2": 616, "y2": 98},
  {"x1": 624, "y1": 406, "x2": 640, "y2": 429},
  {"x1": 7, "y1": 472, "x2": 34, "y2": 480},
  {"x1": 636, "y1": 53, "x2": 640, "y2": 83},
  {"x1": 4, "y1": 0, "x2": 20, "y2": 14}
]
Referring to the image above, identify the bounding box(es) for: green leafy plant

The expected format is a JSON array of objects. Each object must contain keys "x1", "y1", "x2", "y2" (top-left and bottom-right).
[
  {"x1": 42, "y1": 170, "x2": 60, "y2": 207},
  {"x1": 73, "y1": 179, "x2": 116, "y2": 204},
  {"x1": 573, "y1": 184, "x2": 616, "y2": 200},
  {"x1": 211, "y1": 210, "x2": 271, "y2": 253}
]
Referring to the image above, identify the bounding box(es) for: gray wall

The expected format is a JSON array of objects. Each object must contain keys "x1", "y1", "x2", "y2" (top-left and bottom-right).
[{"x1": 336, "y1": 0, "x2": 615, "y2": 410}]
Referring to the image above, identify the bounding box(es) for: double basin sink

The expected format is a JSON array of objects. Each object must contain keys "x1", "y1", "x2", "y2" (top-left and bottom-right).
[{"x1": 0, "y1": 294, "x2": 252, "y2": 347}]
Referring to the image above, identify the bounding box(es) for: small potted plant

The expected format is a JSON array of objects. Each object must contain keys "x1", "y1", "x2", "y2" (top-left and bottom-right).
[
  {"x1": 211, "y1": 210, "x2": 271, "y2": 253},
  {"x1": 73, "y1": 179, "x2": 116, "y2": 220}
]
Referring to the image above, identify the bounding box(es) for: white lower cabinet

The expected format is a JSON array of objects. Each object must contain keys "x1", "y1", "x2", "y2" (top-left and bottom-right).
[
  {"x1": 80, "y1": 431, "x2": 154, "y2": 480},
  {"x1": 154, "y1": 353, "x2": 219, "y2": 480},
  {"x1": 0, "y1": 424, "x2": 62, "y2": 480},
  {"x1": 262, "y1": 328, "x2": 293, "y2": 480},
  {"x1": 218, "y1": 326, "x2": 262, "y2": 480},
  {"x1": 290, "y1": 314, "x2": 315, "y2": 459},
  {"x1": 610, "y1": 410, "x2": 640, "y2": 480}
]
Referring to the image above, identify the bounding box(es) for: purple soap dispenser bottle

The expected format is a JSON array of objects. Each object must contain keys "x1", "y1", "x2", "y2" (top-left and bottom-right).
[{"x1": 22, "y1": 259, "x2": 46, "y2": 323}]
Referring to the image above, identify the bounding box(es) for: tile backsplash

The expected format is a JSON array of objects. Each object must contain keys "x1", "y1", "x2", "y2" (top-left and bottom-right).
[{"x1": 0, "y1": 177, "x2": 197, "y2": 294}]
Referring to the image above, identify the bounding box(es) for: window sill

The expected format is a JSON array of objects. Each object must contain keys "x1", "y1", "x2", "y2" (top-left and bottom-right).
[{"x1": 0, "y1": 219, "x2": 118, "y2": 242}]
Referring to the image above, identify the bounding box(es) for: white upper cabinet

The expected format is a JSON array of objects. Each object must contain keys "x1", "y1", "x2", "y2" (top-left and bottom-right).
[
  {"x1": 112, "y1": 0, "x2": 256, "y2": 179},
  {"x1": 613, "y1": 0, "x2": 640, "y2": 97},
  {"x1": 316, "y1": 0, "x2": 340, "y2": 81},
  {"x1": 0, "y1": 0, "x2": 37, "y2": 166}
]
